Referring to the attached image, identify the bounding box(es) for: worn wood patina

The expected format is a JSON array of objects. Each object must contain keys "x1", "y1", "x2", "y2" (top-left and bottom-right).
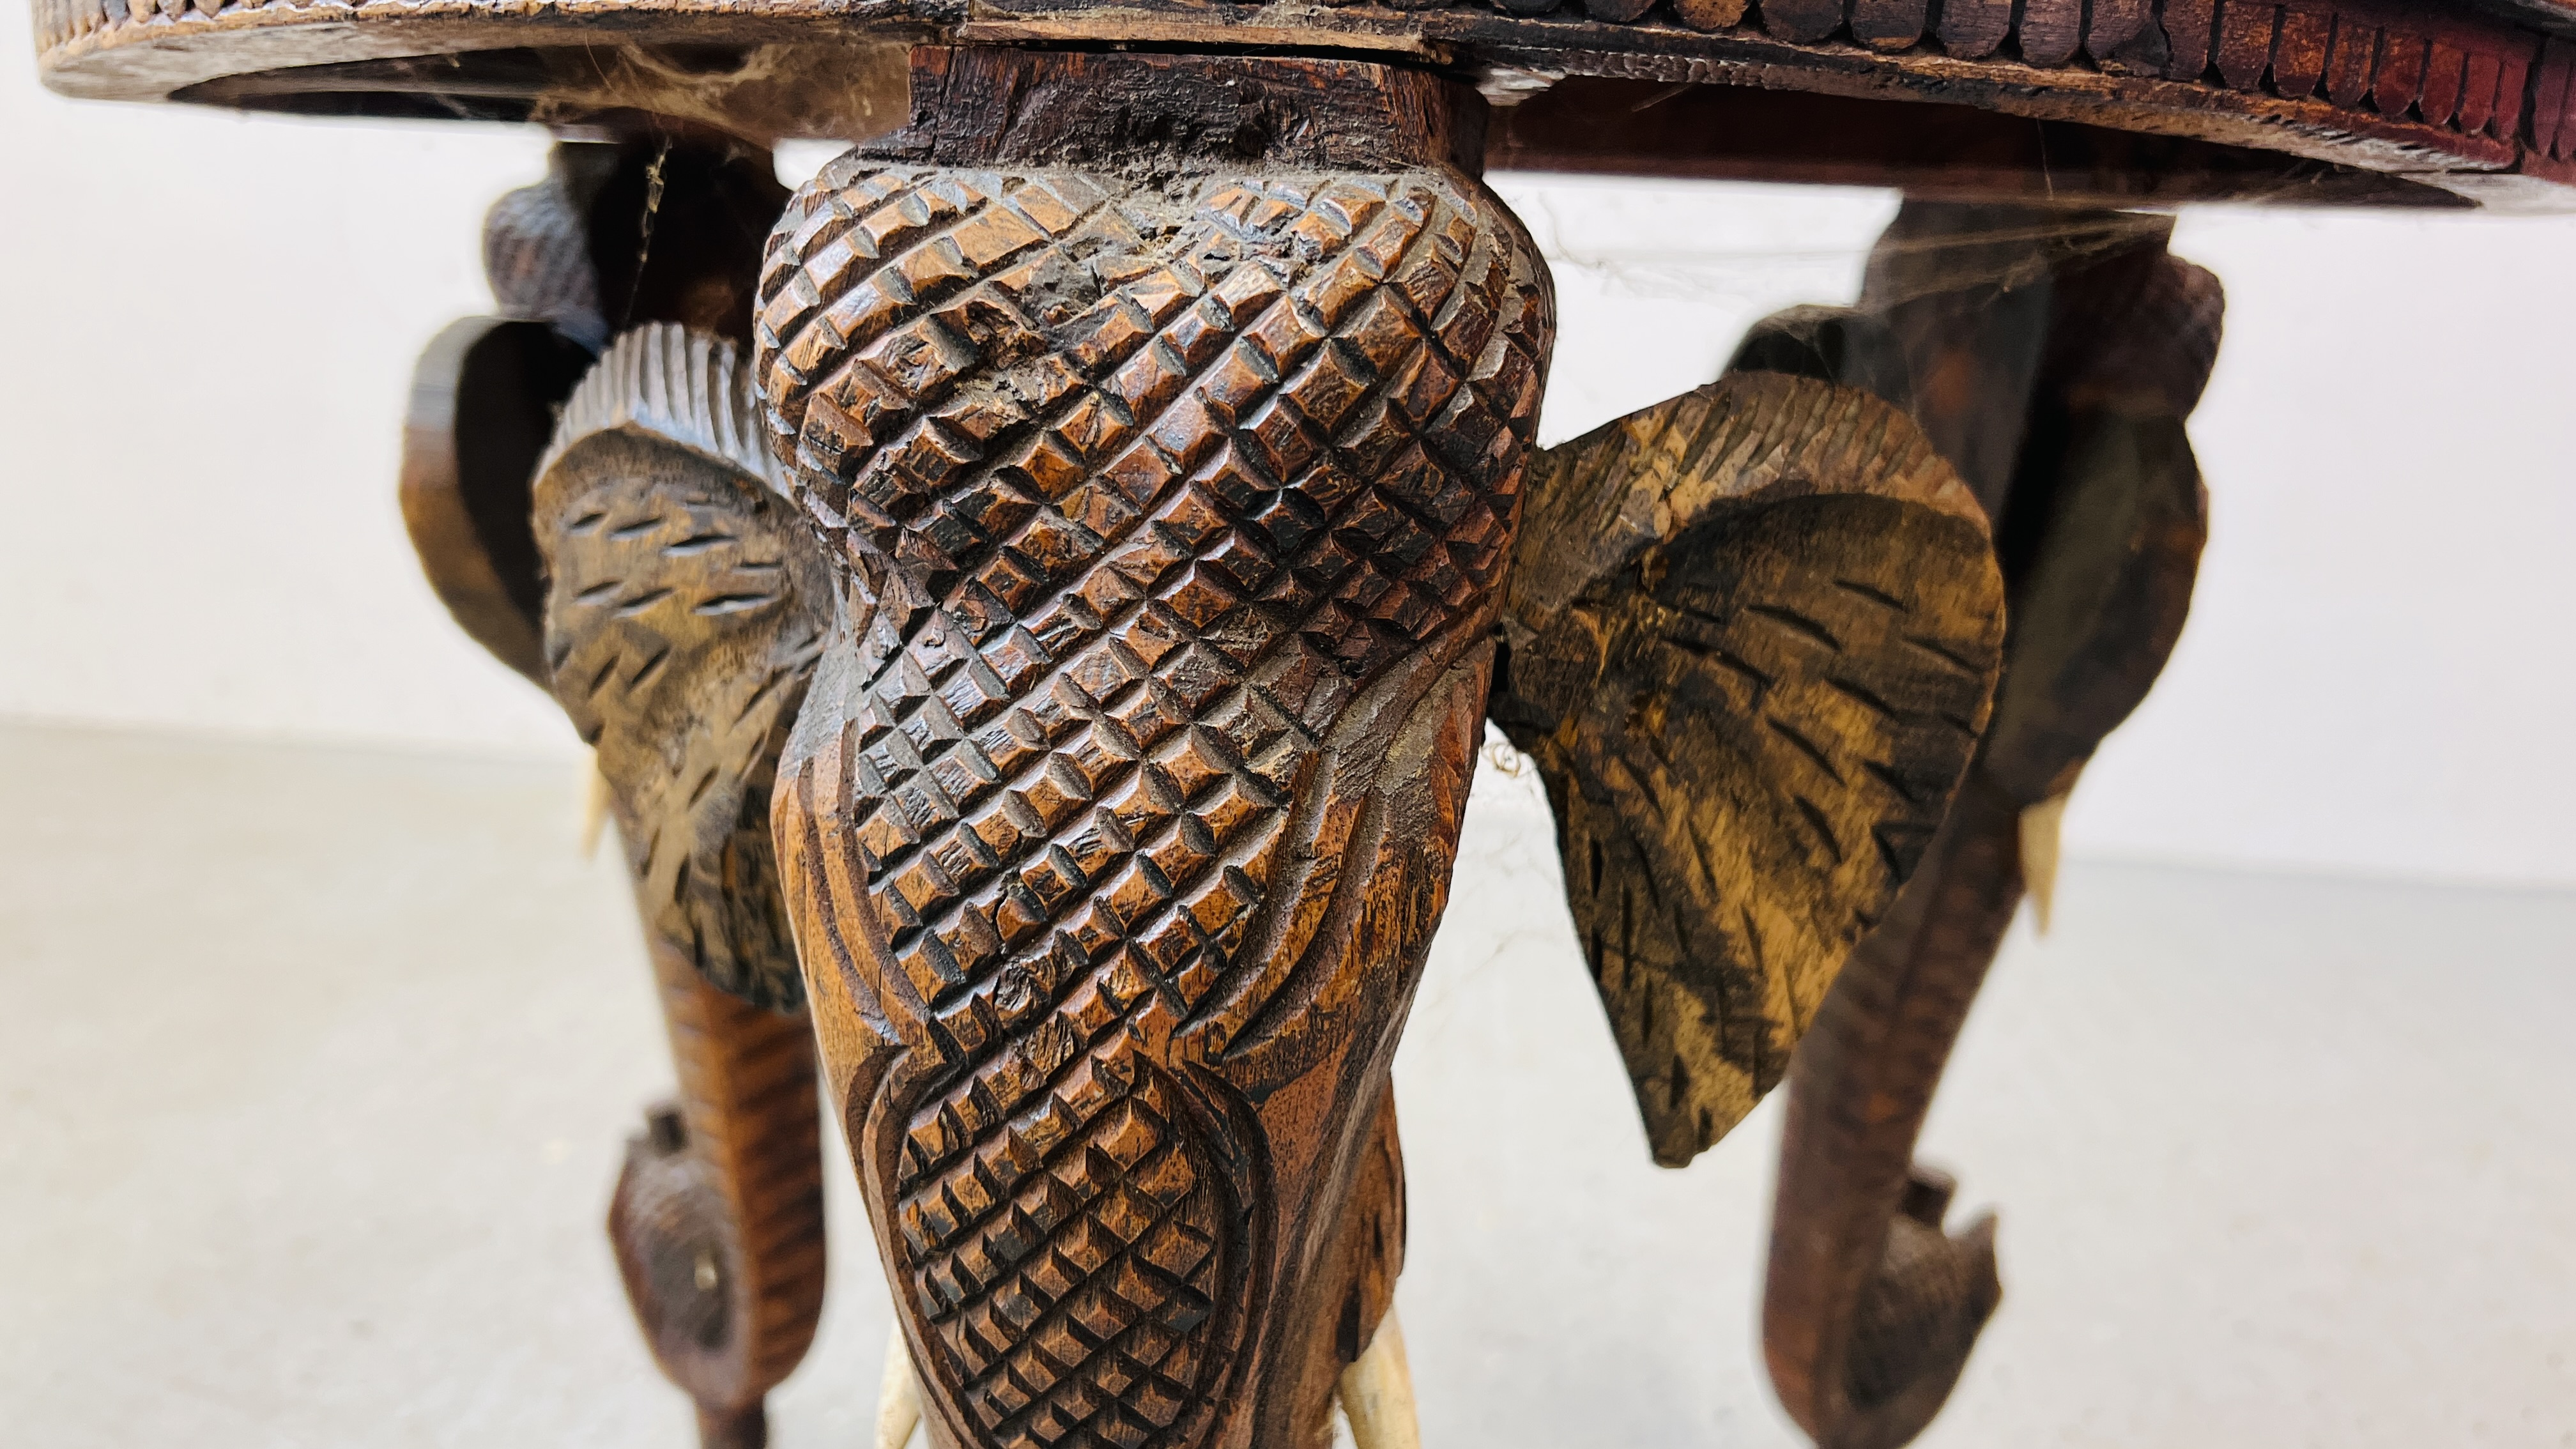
[{"x1": 39, "y1": 0, "x2": 2540, "y2": 1441}]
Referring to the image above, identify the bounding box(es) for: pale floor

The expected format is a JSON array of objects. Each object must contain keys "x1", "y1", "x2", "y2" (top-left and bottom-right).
[{"x1": 3, "y1": 720, "x2": 2571, "y2": 1448}]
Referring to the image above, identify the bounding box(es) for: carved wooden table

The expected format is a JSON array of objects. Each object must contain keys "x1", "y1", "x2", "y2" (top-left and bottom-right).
[{"x1": 35, "y1": 4, "x2": 2576, "y2": 1447}]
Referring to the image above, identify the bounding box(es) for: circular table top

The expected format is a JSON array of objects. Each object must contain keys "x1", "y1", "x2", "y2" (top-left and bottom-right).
[{"x1": 31, "y1": 0, "x2": 2576, "y2": 207}]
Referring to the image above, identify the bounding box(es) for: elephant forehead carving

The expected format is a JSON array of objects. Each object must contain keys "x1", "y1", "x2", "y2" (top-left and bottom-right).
[
  {"x1": 535, "y1": 325, "x2": 833, "y2": 1011},
  {"x1": 760, "y1": 161, "x2": 1537, "y2": 1016},
  {"x1": 756, "y1": 153, "x2": 1549, "y2": 1449}
]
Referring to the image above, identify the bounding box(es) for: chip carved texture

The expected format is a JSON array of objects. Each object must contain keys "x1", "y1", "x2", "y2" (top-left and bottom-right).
[
  {"x1": 1705, "y1": 0, "x2": 2556, "y2": 159},
  {"x1": 756, "y1": 157, "x2": 1549, "y2": 1448}
]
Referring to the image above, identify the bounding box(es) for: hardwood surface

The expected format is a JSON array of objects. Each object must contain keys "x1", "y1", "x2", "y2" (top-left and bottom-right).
[
  {"x1": 394, "y1": 128, "x2": 2241, "y2": 1447},
  {"x1": 608, "y1": 943, "x2": 829, "y2": 1449},
  {"x1": 756, "y1": 49, "x2": 1547, "y2": 1449},
  {"x1": 399, "y1": 136, "x2": 785, "y2": 685},
  {"x1": 1482, "y1": 78, "x2": 2481, "y2": 209}
]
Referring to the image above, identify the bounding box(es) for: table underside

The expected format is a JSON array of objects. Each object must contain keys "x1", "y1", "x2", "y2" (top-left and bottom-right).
[{"x1": 31, "y1": 0, "x2": 2576, "y2": 208}]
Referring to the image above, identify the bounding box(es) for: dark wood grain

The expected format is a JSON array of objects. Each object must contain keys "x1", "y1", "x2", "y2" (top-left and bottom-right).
[
  {"x1": 873, "y1": 44, "x2": 1486, "y2": 174},
  {"x1": 1764, "y1": 0, "x2": 1850, "y2": 43},
  {"x1": 2538, "y1": 39, "x2": 2576, "y2": 157},
  {"x1": 2165, "y1": 0, "x2": 2222, "y2": 75},
  {"x1": 2214, "y1": 3, "x2": 2281, "y2": 90},
  {"x1": 1848, "y1": 0, "x2": 1929, "y2": 52},
  {"x1": 1670, "y1": 0, "x2": 1750, "y2": 29},
  {"x1": 2275, "y1": 8, "x2": 2334, "y2": 100},
  {"x1": 2086, "y1": 0, "x2": 2157, "y2": 63},
  {"x1": 1764, "y1": 774, "x2": 2015, "y2": 1449},
  {"x1": 1934, "y1": 0, "x2": 2017, "y2": 56},
  {"x1": 1482, "y1": 79, "x2": 2466, "y2": 208},
  {"x1": 1579, "y1": 0, "x2": 1658, "y2": 24},
  {"x1": 755, "y1": 51, "x2": 1547, "y2": 1449},
  {"x1": 399, "y1": 137, "x2": 790, "y2": 693},
  {"x1": 53, "y1": 0, "x2": 2571, "y2": 1434},
  {"x1": 2016, "y1": 0, "x2": 2086, "y2": 66}
]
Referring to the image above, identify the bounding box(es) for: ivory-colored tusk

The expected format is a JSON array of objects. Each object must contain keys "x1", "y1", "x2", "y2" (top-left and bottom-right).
[
  {"x1": 875, "y1": 1329, "x2": 924, "y2": 1449},
  {"x1": 2020, "y1": 792, "x2": 2069, "y2": 935},
  {"x1": 1337, "y1": 1307, "x2": 1420, "y2": 1449},
  {"x1": 579, "y1": 749, "x2": 611, "y2": 859}
]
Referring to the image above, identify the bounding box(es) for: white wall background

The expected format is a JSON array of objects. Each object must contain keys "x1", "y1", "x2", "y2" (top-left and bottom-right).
[{"x1": 5, "y1": 50, "x2": 2572, "y2": 886}]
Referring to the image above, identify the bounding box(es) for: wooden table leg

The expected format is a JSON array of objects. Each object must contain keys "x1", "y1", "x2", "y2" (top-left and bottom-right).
[
  {"x1": 611, "y1": 947, "x2": 829, "y2": 1449},
  {"x1": 401, "y1": 142, "x2": 832, "y2": 1448},
  {"x1": 754, "y1": 48, "x2": 1547, "y2": 1449},
  {"x1": 537, "y1": 322, "x2": 834, "y2": 1448},
  {"x1": 1760, "y1": 203, "x2": 2225, "y2": 1449}
]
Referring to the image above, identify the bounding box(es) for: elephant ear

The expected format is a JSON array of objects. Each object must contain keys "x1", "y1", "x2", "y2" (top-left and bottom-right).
[
  {"x1": 399, "y1": 317, "x2": 596, "y2": 684},
  {"x1": 1492, "y1": 372, "x2": 2006, "y2": 1167},
  {"x1": 399, "y1": 156, "x2": 611, "y2": 684},
  {"x1": 534, "y1": 325, "x2": 834, "y2": 1010}
]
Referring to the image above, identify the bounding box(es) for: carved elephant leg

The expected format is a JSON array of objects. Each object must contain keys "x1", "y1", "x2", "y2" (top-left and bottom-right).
[
  {"x1": 1760, "y1": 204, "x2": 2225, "y2": 1449},
  {"x1": 613, "y1": 943, "x2": 831, "y2": 1449},
  {"x1": 537, "y1": 326, "x2": 834, "y2": 1448},
  {"x1": 401, "y1": 142, "x2": 832, "y2": 1449},
  {"x1": 753, "y1": 48, "x2": 1549, "y2": 1449},
  {"x1": 1761, "y1": 775, "x2": 2014, "y2": 1449}
]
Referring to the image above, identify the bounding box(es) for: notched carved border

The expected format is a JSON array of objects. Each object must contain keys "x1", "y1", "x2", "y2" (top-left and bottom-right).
[
  {"x1": 31, "y1": 0, "x2": 2576, "y2": 190},
  {"x1": 1429, "y1": 0, "x2": 2568, "y2": 178}
]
